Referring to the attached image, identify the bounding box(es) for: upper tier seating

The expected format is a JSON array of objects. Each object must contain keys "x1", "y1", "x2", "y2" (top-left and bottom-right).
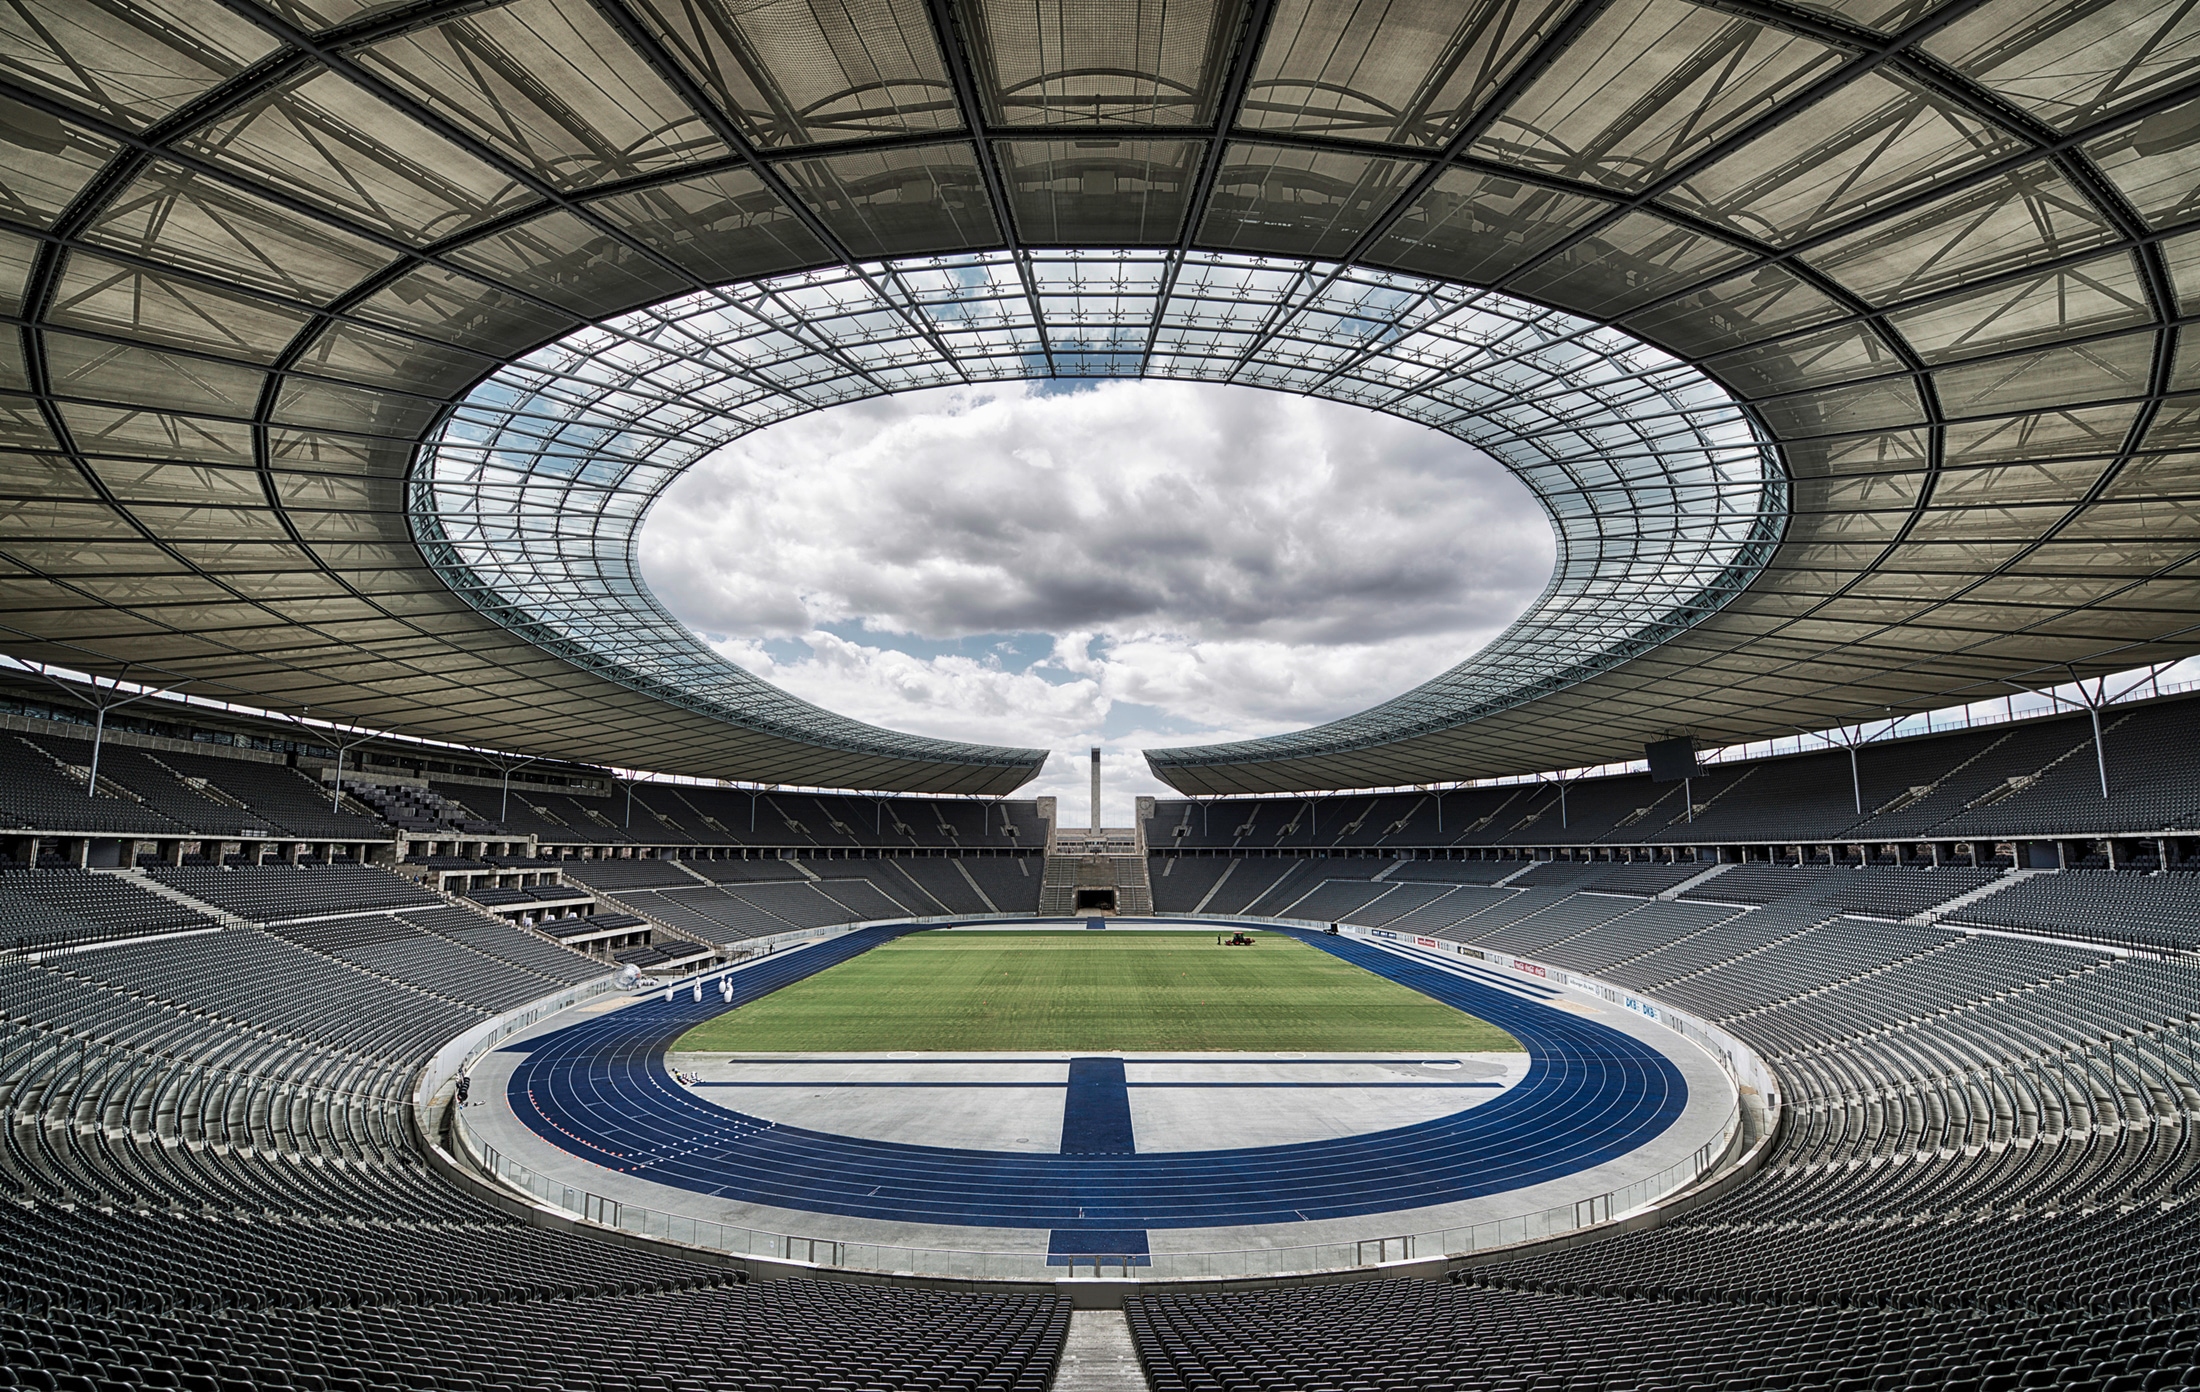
[
  {"x1": 1949, "y1": 869, "x2": 2200, "y2": 952},
  {"x1": 0, "y1": 869, "x2": 214, "y2": 953},
  {"x1": 20, "y1": 739, "x2": 266, "y2": 838},
  {"x1": 0, "y1": 737, "x2": 178, "y2": 836},
  {"x1": 150, "y1": 749, "x2": 386, "y2": 841},
  {"x1": 1144, "y1": 692, "x2": 2200, "y2": 853},
  {"x1": 558, "y1": 856, "x2": 700, "y2": 891},
  {"x1": 147, "y1": 864, "x2": 441, "y2": 924}
]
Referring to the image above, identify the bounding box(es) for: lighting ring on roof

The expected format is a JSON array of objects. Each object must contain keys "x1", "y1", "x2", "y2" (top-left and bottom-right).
[{"x1": 410, "y1": 247, "x2": 1786, "y2": 786}]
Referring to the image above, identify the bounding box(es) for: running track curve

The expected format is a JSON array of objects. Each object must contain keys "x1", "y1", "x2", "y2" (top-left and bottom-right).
[{"x1": 498, "y1": 925, "x2": 1689, "y2": 1230}]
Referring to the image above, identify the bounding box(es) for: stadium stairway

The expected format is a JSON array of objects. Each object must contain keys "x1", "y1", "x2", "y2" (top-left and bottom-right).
[
  {"x1": 579, "y1": 888, "x2": 722, "y2": 958},
  {"x1": 1913, "y1": 867, "x2": 2047, "y2": 925},
  {"x1": 1657, "y1": 862, "x2": 1733, "y2": 899},
  {"x1": 87, "y1": 869, "x2": 250, "y2": 933},
  {"x1": 1039, "y1": 855, "x2": 1081, "y2": 915}
]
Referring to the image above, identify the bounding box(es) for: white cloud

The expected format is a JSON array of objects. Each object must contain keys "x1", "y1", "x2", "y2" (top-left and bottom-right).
[
  {"x1": 708, "y1": 630, "x2": 1106, "y2": 749},
  {"x1": 643, "y1": 379, "x2": 1554, "y2": 820}
]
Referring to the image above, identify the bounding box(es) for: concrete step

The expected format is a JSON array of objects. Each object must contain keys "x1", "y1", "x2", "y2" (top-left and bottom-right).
[
  {"x1": 1910, "y1": 867, "x2": 2047, "y2": 925},
  {"x1": 95, "y1": 868, "x2": 252, "y2": 930},
  {"x1": 1112, "y1": 855, "x2": 1153, "y2": 916},
  {"x1": 1039, "y1": 853, "x2": 1081, "y2": 915},
  {"x1": 1659, "y1": 862, "x2": 1732, "y2": 900},
  {"x1": 954, "y1": 859, "x2": 1001, "y2": 913},
  {"x1": 1050, "y1": 1308, "x2": 1147, "y2": 1391}
]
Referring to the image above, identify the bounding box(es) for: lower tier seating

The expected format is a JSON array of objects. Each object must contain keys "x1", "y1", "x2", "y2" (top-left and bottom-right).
[
  {"x1": 7, "y1": 852, "x2": 2197, "y2": 1390},
  {"x1": 1127, "y1": 1281, "x2": 2194, "y2": 1392},
  {"x1": 0, "y1": 1281, "x2": 1069, "y2": 1392},
  {"x1": 1120, "y1": 870, "x2": 2200, "y2": 1389}
]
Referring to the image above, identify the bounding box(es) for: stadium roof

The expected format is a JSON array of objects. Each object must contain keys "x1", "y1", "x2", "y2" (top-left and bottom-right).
[{"x1": 2, "y1": 0, "x2": 2197, "y2": 796}]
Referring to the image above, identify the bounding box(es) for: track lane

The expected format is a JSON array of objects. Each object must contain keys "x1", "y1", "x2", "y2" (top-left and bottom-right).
[{"x1": 500, "y1": 926, "x2": 1690, "y2": 1229}]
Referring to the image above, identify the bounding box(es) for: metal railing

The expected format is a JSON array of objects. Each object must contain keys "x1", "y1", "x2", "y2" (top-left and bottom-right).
[{"x1": 454, "y1": 1097, "x2": 1738, "y2": 1283}]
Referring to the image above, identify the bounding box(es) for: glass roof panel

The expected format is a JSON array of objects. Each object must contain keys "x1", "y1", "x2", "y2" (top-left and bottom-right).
[
  {"x1": 417, "y1": 247, "x2": 1781, "y2": 783},
  {"x1": 81, "y1": 160, "x2": 390, "y2": 305},
  {"x1": 584, "y1": 168, "x2": 830, "y2": 283},
  {"x1": 1664, "y1": 71, "x2": 2026, "y2": 245},
  {"x1": 2084, "y1": 100, "x2": 2200, "y2": 229},
  {"x1": 1923, "y1": 0, "x2": 2200, "y2": 132},
  {"x1": 2164, "y1": 228, "x2": 2200, "y2": 314},
  {"x1": 1622, "y1": 263, "x2": 1845, "y2": 358},
  {"x1": 1933, "y1": 326, "x2": 2157, "y2": 414},
  {"x1": 175, "y1": 70, "x2": 538, "y2": 246},
  {"x1": 1803, "y1": 165, "x2": 2118, "y2": 302},
  {"x1": 48, "y1": 250, "x2": 313, "y2": 363},
  {"x1": 1779, "y1": 0, "x2": 1956, "y2": 29},
  {"x1": 0, "y1": 0, "x2": 275, "y2": 131},
  {"x1": 1884, "y1": 250, "x2": 2151, "y2": 363},
  {"x1": 1508, "y1": 210, "x2": 1755, "y2": 318},
  {"x1": 0, "y1": 101, "x2": 123, "y2": 228},
  {"x1": 440, "y1": 208, "x2": 695, "y2": 319}
]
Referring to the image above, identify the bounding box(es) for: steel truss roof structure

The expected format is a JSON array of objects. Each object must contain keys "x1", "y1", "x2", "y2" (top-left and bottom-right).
[{"x1": 1, "y1": 0, "x2": 2197, "y2": 795}]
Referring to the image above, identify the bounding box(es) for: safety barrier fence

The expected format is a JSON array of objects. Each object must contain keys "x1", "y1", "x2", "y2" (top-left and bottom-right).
[{"x1": 455, "y1": 1096, "x2": 1737, "y2": 1282}]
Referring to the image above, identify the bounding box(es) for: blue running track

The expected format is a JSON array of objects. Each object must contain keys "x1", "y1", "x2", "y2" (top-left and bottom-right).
[{"x1": 500, "y1": 926, "x2": 1687, "y2": 1230}]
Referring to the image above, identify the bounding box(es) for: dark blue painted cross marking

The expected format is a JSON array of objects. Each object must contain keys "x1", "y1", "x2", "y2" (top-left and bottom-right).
[
  {"x1": 1055, "y1": 1057, "x2": 1144, "y2": 1260},
  {"x1": 691, "y1": 1080, "x2": 1498, "y2": 1088},
  {"x1": 1060, "y1": 1057, "x2": 1136, "y2": 1153}
]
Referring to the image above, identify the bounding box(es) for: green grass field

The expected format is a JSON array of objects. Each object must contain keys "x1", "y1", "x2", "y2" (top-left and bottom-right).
[{"x1": 675, "y1": 930, "x2": 1522, "y2": 1053}]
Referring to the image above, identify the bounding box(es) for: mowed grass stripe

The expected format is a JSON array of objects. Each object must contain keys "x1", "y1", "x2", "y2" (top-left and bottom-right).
[{"x1": 677, "y1": 931, "x2": 1522, "y2": 1053}]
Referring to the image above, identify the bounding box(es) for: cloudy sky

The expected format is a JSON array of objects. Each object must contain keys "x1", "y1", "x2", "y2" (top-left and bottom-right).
[{"x1": 639, "y1": 379, "x2": 1554, "y2": 822}]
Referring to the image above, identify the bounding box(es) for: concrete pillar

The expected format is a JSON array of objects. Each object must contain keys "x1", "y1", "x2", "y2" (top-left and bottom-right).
[{"x1": 1089, "y1": 746, "x2": 1101, "y2": 832}]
